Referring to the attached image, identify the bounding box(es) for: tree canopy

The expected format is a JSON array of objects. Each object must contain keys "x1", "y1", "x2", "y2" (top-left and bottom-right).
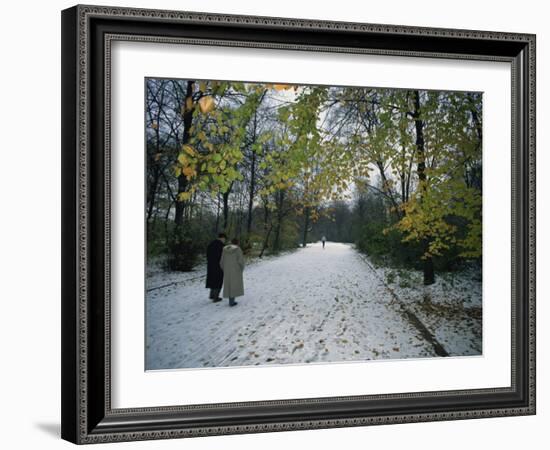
[{"x1": 146, "y1": 79, "x2": 482, "y2": 284}]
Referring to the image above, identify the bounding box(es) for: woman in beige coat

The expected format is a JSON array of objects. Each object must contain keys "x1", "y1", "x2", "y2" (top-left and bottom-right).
[{"x1": 220, "y1": 238, "x2": 245, "y2": 306}]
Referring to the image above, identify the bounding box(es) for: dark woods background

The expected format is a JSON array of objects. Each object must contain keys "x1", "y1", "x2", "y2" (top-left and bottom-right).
[{"x1": 145, "y1": 79, "x2": 482, "y2": 285}]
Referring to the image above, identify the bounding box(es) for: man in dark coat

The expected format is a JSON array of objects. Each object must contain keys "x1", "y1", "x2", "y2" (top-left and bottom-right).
[{"x1": 206, "y1": 232, "x2": 226, "y2": 302}]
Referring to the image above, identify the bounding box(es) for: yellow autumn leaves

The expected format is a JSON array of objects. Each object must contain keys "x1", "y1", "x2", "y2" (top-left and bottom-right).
[
  {"x1": 174, "y1": 145, "x2": 199, "y2": 199},
  {"x1": 273, "y1": 84, "x2": 293, "y2": 91},
  {"x1": 394, "y1": 181, "x2": 481, "y2": 260},
  {"x1": 179, "y1": 94, "x2": 216, "y2": 116},
  {"x1": 175, "y1": 145, "x2": 196, "y2": 166},
  {"x1": 181, "y1": 144, "x2": 196, "y2": 157},
  {"x1": 198, "y1": 96, "x2": 215, "y2": 114},
  {"x1": 263, "y1": 83, "x2": 297, "y2": 92}
]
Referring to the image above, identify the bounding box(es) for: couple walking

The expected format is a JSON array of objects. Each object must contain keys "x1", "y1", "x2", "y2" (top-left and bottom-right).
[{"x1": 205, "y1": 233, "x2": 245, "y2": 307}]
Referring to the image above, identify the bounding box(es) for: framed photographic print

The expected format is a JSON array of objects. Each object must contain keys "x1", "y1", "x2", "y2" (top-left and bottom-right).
[{"x1": 61, "y1": 4, "x2": 536, "y2": 444}]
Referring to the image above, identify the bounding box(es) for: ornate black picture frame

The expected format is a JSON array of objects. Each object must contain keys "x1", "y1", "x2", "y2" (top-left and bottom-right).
[{"x1": 61, "y1": 4, "x2": 536, "y2": 444}]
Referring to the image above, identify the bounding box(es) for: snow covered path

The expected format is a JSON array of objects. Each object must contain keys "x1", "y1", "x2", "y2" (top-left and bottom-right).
[{"x1": 146, "y1": 242, "x2": 443, "y2": 370}]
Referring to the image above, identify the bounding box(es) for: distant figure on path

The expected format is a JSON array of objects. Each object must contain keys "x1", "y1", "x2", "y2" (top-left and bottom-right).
[
  {"x1": 220, "y1": 238, "x2": 245, "y2": 307},
  {"x1": 322, "y1": 236, "x2": 326, "y2": 249},
  {"x1": 206, "y1": 232, "x2": 226, "y2": 302}
]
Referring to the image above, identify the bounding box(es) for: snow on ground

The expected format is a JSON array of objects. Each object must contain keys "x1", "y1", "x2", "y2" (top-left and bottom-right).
[
  {"x1": 146, "y1": 242, "x2": 445, "y2": 370},
  {"x1": 146, "y1": 257, "x2": 206, "y2": 291},
  {"x1": 146, "y1": 249, "x2": 299, "y2": 291},
  {"x1": 366, "y1": 261, "x2": 482, "y2": 356}
]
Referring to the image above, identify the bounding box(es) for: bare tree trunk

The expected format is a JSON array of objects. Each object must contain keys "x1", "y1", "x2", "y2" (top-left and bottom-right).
[
  {"x1": 214, "y1": 193, "x2": 220, "y2": 233},
  {"x1": 259, "y1": 224, "x2": 272, "y2": 258},
  {"x1": 247, "y1": 150, "x2": 256, "y2": 235},
  {"x1": 273, "y1": 190, "x2": 285, "y2": 252},
  {"x1": 164, "y1": 200, "x2": 173, "y2": 248},
  {"x1": 174, "y1": 80, "x2": 195, "y2": 227},
  {"x1": 412, "y1": 90, "x2": 435, "y2": 286},
  {"x1": 376, "y1": 160, "x2": 401, "y2": 218},
  {"x1": 247, "y1": 109, "x2": 258, "y2": 236},
  {"x1": 236, "y1": 188, "x2": 244, "y2": 241},
  {"x1": 405, "y1": 158, "x2": 413, "y2": 202},
  {"x1": 147, "y1": 169, "x2": 161, "y2": 222},
  {"x1": 222, "y1": 182, "x2": 233, "y2": 232},
  {"x1": 302, "y1": 207, "x2": 310, "y2": 247},
  {"x1": 258, "y1": 197, "x2": 272, "y2": 258},
  {"x1": 146, "y1": 81, "x2": 166, "y2": 232},
  {"x1": 467, "y1": 93, "x2": 483, "y2": 190},
  {"x1": 223, "y1": 191, "x2": 229, "y2": 231}
]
